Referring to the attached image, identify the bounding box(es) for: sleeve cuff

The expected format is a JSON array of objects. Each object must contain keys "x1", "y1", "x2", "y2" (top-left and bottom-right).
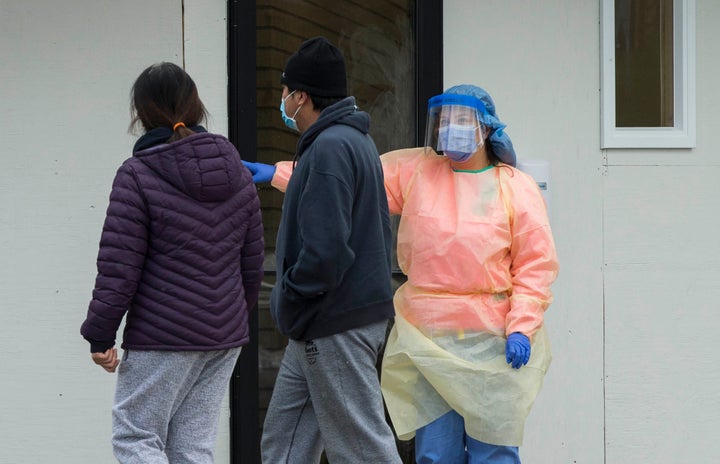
[{"x1": 85, "y1": 338, "x2": 115, "y2": 353}]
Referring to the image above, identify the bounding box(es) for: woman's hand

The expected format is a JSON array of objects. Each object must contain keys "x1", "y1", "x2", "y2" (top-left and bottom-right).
[
  {"x1": 91, "y1": 348, "x2": 119, "y2": 373},
  {"x1": 242, "y1": 161, "x2": 276, "y2": 183},
  {"x1": 505, "y1": 332, "x2": 531, "y2": 369}
]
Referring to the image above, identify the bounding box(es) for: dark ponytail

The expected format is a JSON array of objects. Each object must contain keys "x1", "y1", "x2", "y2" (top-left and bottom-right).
[{"x1": 129, "y1": 62, "x2": 208, "y2": 142}]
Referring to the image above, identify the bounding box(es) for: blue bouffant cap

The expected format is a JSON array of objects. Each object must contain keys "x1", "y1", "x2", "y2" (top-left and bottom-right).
[{"x1": 443, "y1": 84, "x2": 517, "y2": 166}]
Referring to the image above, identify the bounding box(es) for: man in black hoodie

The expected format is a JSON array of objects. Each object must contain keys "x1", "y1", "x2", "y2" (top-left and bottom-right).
[{"x1": 259, "y1": 37, "x2": 402, "y2": 463}]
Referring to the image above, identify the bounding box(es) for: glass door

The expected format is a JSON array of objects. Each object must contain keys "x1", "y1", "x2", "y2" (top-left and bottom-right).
[{"x1": 228, "y1": 2, "x2": 442, "y2": 462}]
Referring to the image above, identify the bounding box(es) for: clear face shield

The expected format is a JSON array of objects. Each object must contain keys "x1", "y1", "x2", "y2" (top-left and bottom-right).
[{"x1": 424, "y1": 94, "x2": 488, "y2": 162}]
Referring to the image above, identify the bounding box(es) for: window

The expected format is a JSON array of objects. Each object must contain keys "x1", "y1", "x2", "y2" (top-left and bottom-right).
[{"x1": 601, "y1": 0, "x2": 695, "y2": 148}]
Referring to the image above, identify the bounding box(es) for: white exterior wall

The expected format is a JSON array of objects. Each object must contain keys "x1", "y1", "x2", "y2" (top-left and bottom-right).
[
  {"x1": 445, "y1": 0, "x2": 720, "y2": 463},
  {"x1": 602, "y1": 0, "x2": 720, "y2": 461},
  {"x1": 0, "y1": 1, "x2": 228, "y2": 462},
  {"x1": 3, "y1": 0, "x2": 719, "y2": 463}
]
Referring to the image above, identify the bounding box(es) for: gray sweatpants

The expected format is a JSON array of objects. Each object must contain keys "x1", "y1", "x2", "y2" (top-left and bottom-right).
[
  {"x1": 261, "y1": 320, "x2": 402, "y2": 464},
  {"x1": 111, "y1": 347, "x2": 242, "y2": 464}
]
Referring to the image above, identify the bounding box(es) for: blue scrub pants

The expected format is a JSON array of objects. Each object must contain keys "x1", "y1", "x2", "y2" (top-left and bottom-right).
[{"x1": 415, "y1": 410, "x2": 520, "y2": 464}]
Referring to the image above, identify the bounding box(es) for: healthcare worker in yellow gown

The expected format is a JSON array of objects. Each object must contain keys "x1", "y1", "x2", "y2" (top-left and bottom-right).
[
  {"x1": 378, "y1": 84, "x2": 558, "y2": 464},
  {"x1": 243, "y1": 84, "x2": 559, "y2": 464}
]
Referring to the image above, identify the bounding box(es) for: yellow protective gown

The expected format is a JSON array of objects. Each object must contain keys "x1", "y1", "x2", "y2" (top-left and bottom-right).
[
  {"x1": 378, "y1": 147, "x2": 558, "y2": 447},
  {"x1": 272, "y1": 148, "x2": 558, "y2": 446}
]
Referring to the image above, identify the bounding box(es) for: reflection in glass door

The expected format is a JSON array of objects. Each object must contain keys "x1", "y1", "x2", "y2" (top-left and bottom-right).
[{"x1": 255, "y1": 0, "x2": 417, "y2": 264}]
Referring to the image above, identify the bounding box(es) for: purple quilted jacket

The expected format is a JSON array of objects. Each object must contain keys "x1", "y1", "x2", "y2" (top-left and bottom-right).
[{"x1": 81, "y1": 132, "x2": 264, "y2": 352}]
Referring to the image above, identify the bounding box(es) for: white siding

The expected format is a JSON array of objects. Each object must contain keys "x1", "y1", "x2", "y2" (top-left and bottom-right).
[
  {"x1": 603, "y1": 0, "x2": 720, "y2": 461},
  {"x1": 604, "y1": 166, "x2": 720, "y2": 462}
]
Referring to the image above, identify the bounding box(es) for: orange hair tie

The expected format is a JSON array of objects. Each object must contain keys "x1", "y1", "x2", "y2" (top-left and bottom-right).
[{"x1": 173, "y1": 122, "x2": 186, "y2": 131}]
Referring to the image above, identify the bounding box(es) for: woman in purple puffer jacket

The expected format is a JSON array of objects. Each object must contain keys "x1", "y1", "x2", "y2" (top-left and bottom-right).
[{"x1": 80, "y1": 62, "x2": 264, "y2": 463}]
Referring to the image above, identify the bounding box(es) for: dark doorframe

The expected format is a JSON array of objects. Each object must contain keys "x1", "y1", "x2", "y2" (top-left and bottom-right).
[
  {"x1": 228, "y1": 1, "x2": 259, "y2": 464},
  {"x1": 415, "y1": 0, "x2": 444, "y2": 146},
  {"x1": 227, "y1": 1, "x2": 441, "y2": 463}
]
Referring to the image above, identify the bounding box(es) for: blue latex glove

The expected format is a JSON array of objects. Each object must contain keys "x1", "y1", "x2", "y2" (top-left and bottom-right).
[
  {"x1": 242, "y1": 160, "x2": 276, "y2": 184},
  {"x1": 505, "y1": 332, "x2": 531, "y2": 369}
]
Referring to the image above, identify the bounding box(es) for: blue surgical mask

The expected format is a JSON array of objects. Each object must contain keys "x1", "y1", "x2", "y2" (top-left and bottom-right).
[
  {"x1": 280, "y1": 91, "x2": 302, "y2": 132},
  {"x1": 437, "y1": 124, "x2": 481, "y2": 162}
]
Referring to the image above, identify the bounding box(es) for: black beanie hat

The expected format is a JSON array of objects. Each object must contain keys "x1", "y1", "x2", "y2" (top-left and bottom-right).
[{"x1": 280, "y1": 37, "x2": 347, "y2": 98}]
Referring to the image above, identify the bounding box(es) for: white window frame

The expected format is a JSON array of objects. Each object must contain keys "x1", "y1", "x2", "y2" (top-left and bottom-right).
[{"x1": 601, "y1": 0, "x2": 696, "y2": 149}]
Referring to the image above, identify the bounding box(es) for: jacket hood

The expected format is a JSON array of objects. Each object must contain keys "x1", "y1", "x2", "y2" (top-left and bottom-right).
[
  {"x1": 134, "y1": 132, "x2": 245, "y2": 202},
  {"x1": 296, "y1": 96, "x2": 370, "y2": 156}
]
